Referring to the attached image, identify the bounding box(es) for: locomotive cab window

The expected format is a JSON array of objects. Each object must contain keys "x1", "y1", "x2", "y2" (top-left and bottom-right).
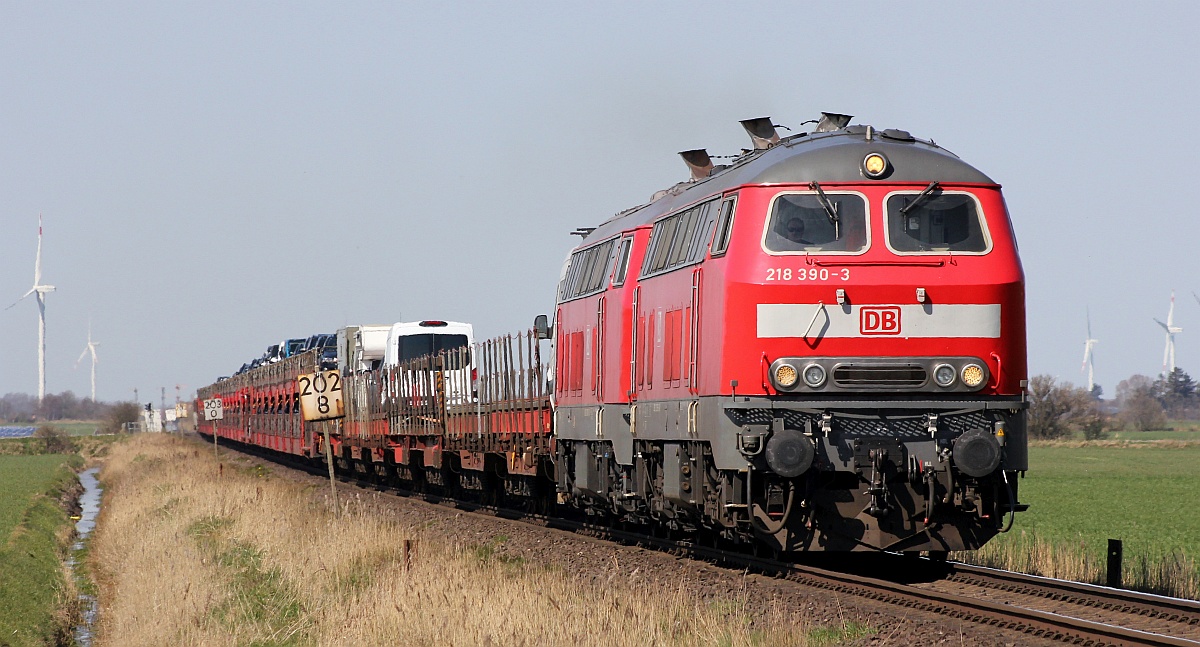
[
  {"x1": 640, "y1": 199, "x2": 718, "y2": 278},
  {"x1": 762, "y1": 192, "x2": 868, "y2": 254},
  {"x1": 612, "y1": 236, "x2": 633, "y2": 287},
  {"x1": 884, "y1": 191, "x2": 990, "y2": 254},
  {"x1": 710, "y1": 196, "x2": 737, "y2": 258},
  {"x1": 558, "y1": 238, "x2": 618, "y2": 302}
]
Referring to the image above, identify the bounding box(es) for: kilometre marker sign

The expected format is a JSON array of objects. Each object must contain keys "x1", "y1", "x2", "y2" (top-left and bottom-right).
[{"x1": 298, "y1": 370, "x2": 345, "y2": 422}]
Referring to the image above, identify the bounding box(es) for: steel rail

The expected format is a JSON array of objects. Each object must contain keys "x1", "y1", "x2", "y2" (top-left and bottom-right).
[{"x1": 947, "y1": 561, "x2": 1200, "y2": 625}]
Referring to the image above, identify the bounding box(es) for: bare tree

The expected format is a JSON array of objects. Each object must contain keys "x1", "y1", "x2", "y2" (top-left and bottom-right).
[
  {"x1": 104, "y1": 402, "x2": 142, "y2": 434},
  {"x1": 1027, "y1": 375, "x2": 1095, "y2": 439},
  {"x1": 1115, "y1": 374, "x2": 1168, "y2": 431}
]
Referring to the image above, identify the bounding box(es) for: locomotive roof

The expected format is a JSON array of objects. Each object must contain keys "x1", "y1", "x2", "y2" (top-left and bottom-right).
[{"x1": 581, "y1": 124, "x2": 995, "y2": 245}]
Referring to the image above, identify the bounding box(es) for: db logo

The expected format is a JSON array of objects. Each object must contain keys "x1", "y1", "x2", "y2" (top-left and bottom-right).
[{"x1": 860, "y1": 306, "x2": 901, "y2": 335}]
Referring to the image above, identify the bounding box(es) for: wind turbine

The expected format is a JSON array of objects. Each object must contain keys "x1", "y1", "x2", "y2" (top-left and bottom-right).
[
  {"x1": 76, "y1": 322, "x2": 100, "y2": 402},
  {"x1": 6, "y1": 215, "x2": 56, "y2": 403},
  {"x1": 1082, "y1": 309, "x2": 1098, "y2": 393},
  {"x1": 1154, "y1": 291, "x2": 1182, "y2": 375}
]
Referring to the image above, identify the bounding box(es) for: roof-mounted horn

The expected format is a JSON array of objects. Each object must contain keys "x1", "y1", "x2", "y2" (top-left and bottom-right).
[
  {"x1": 739, "y1": 117, "x2": 780, "y2": 150},
  {"x1": 679, "y1": 149, "x2": 714, "y2": 181},
  {"x1": 815, "y1": 112, "x2": 853, "y2": 133}
]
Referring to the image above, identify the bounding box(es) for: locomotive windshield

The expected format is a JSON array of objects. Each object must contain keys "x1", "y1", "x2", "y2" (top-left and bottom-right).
[
  {"x1": 885, "y1": 191, "x2": 989, "y2": 253},
  {"x1": 763, "y1": 192, "x2": 868, "y2": 253}
]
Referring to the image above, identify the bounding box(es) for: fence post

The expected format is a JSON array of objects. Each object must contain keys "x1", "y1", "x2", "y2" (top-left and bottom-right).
[{"x1": 1107, "y1": 538, "x2": 1123, "y2": 588}]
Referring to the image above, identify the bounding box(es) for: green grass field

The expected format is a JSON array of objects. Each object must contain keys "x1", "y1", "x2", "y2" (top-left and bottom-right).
[
  {"x1": 0, "y1": 454, "x2": 83, "y2": 645},
  {"x1": 0, "y1": 455, "x2": 79, "y2": 540},
  {"x1": 55, "y1": 421, "x2": 103, "y2": 436},
  {"x1": 1008, "y1": 443, "x2": 1200, "y2": 558},
  {"x1": 968, "y1": 441, "x2": 1200, "y2": 597}
]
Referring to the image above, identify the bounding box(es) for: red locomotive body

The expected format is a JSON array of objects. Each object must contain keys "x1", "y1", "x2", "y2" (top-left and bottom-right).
[{"x1": 552, "y1": 115, "x2": 1027, "y2": 552}]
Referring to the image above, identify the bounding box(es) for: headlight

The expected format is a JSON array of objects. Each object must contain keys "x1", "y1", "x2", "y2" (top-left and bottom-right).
[
  {"x1": 802, "y1": 363, "x2": 827, "y2": 388},
  {"x1": 960, "y1": 363, "x2": 986, "y2": 388},
  {"x1": 775, "y1": 364, "x2": 798, "y2": 388},
  {"x1": 862, "y1": 152, "x2": 889, "y2": 178},
  {"x1": 933, "y1": 363, "x2": 956, "y2": 387}
]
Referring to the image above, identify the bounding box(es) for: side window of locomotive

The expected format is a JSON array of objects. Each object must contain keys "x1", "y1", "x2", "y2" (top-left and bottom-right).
[
  {"x1": 559, "y1": 239, "x2": 618, "y2": 301},
  {"x1": 885, "y1": 192, "x2": 990, "y2": 253},
  {"x1": 684, "y1": 201, "x2": 716, "y2": 264},
  {"x1": 710, "y1": 197, "x2": 737, "y2": 257},
  {"x1": 762, "y1": 193, "x2": 868, "y2": 254},
  {"x1": 640, "y1": 199, "x2": 718, "y2": 278},
  {"x1": 611, "y1": 237, "x2": 633, "y2": 287}
]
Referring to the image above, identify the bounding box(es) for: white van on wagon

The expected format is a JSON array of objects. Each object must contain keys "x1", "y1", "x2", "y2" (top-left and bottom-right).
[{"x1": 382, "y1": 320, "x2": 476, "y2": 405}]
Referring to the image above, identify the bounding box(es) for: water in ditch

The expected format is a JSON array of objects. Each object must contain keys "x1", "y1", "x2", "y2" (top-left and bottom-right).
[{"x1": 68, "y1": 467, "x2": 102, "y2": 646}]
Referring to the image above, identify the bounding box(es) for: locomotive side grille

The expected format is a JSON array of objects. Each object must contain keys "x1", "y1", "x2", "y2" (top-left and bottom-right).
[{"x1": 832, "y1": 365, "x2": 927, "y2": 388}]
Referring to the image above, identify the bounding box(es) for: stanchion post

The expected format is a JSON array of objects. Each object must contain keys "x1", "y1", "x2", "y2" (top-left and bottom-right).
[
  {"x1": 298, "y1": 368, "x2": 345, "y2": 517},
  {"x1": 203, "y1": 398, "x2": 224, "y2": 468},
  {"x1": 1107, "y1": 538, "x2": 1123, "y2": 588},
  {"x1": 323, "y1": 422, "x2": 339, "y2": 516}
]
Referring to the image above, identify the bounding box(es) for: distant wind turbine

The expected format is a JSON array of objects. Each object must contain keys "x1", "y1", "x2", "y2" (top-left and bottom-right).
[
  {"x1": 1082, "y1": 309, "x2": 1098, "y2": 393},
  {"x1": 1154, "y1": 291, "x2": 1182, "y2": 374},
  {"x1": 76, "y1": 322, "x2": 100, "y2": 402},
  {"x1": 6, "y1": 215, "x2": 56, "y2": 403}
]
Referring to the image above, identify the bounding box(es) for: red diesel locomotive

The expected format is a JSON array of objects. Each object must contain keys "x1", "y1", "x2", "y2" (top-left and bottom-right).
[
  {"x1": 551, "y1": 113, "x2": 1027, "y2": 553},
  {"x1": 197, "y1": 112, "x2": 1027, "y2": 555}
]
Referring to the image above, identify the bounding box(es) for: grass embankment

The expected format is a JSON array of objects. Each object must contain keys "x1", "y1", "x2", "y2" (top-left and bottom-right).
[
  {"x1": 959, "y1": 439, "x2": 1200, "y2": 599},
  {"x1": 92, "y1": 435, "x2": 867, "y2": 646},
  {"x1": 0, "y1": 453, "x2": 84, "y2": 646},
  {"x1": 0, "y1": 431, "x2": 118, "y2": 458}
]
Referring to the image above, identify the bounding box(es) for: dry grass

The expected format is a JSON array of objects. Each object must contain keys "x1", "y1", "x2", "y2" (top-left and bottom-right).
[
  {"x1": 960, "y1": 531, "x2": 1199, "y2": 600},
  {"x1": 1029, "y1": 439, "x2": 1200, "y2": 449},
  {"x1": 91, "y1": 435, "x2": 839, "y2": 646}
]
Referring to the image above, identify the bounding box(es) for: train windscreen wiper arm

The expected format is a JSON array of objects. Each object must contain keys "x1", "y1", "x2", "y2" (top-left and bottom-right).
[
  {"x1": 900, "y1": 181, "x2": 941, "y2": 214},
  {"x1": 808, "y1": 181, "x2": 840, "y2": 238}
]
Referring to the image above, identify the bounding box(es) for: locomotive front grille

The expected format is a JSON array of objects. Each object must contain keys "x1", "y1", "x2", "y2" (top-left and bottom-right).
[
  {"x1": 832, "y1": 365, "x2": 927, "y2": 388},
  {"x1": 726, "y1": 408, "x2": 995, "y2": 440}
]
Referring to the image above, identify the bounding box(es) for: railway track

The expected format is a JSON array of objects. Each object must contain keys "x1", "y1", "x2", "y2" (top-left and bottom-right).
[
  {"x1": 935, "y1": 563, "x2": 1200, "y2": 644},
  {"x1": 556, "y1": 518, "x2": 1200, "y2": 647},
  {"x1": 218, "y1": 435, "x2": 1200, "y2": 647}
]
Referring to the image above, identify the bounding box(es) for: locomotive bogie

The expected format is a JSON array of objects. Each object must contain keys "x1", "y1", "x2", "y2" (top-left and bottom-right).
[{"x1": 555, "y1": 392, "x2": 1024, "y2": 551}]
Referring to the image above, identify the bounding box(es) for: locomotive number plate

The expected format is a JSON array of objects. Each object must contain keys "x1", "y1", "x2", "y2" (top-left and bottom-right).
[
  {"x1": 765, "y1": 267, "x2": 851, "y2": 282},
  {"x1": 298, "y1": 370, "x2": 345, "y2": 421}
]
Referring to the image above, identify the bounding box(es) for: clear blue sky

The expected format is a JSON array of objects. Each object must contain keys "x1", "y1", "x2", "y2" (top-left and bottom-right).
[{"x1": 2, "y1": 2, "x2": 1197, "y2": 403}]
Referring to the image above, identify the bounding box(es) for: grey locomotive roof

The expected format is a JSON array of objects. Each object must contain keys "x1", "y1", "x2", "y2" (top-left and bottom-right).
[{"x1": 580, "y1": 124, "x2": 995, "y2": 245}]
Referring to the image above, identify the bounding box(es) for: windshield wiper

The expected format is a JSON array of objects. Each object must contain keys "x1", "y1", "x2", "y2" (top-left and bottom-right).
[
  {"x1": 808, "y1": 181, "x2": 840, "y2": 238},
  {"x1": 900, "y1": 181, "x2": 941, "y2": 214}
]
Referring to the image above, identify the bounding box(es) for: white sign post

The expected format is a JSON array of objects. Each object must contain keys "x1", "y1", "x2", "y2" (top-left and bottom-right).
[
  {"x1": 203, "y1": 398, "x2": 224, "y2": 462},
  {"x1": 298, "y1": 370, "x2": 345, "y2": 514}
]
